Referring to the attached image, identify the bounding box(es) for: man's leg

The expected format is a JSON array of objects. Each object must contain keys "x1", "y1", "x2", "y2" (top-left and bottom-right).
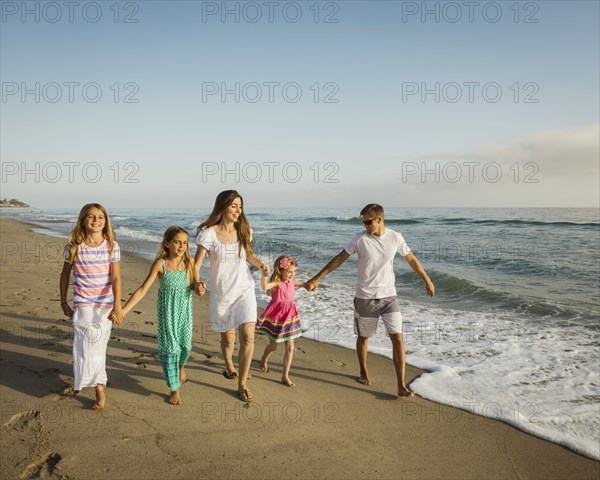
[
  {"x1": 389, "y1": 333, "x2": 414, "y2": 397},
  {"x1": 356, "y1": 336, "x2": 371, "y2": 385}
]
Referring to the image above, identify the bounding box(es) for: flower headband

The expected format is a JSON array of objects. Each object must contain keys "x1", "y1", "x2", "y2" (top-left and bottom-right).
[{"x1": 279, "y1": 257, "x2": 293, "y2": 270}]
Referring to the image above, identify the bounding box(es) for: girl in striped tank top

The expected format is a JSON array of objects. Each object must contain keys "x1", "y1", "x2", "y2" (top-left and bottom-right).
[
  {"x1": 120, "y1": 226, "x2": 204, "y2": 405},
  {"x1": 60, "y1": 203, "x2": 123, "y2": 410}
]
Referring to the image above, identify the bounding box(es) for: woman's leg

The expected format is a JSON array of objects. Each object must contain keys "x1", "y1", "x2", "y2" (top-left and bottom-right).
[
  {"x1": 221, "y1": 330, "x2": 237, "y2": 377},
  {"x1": 238, "y1": 322, "x2": 255, "y2": 400}
]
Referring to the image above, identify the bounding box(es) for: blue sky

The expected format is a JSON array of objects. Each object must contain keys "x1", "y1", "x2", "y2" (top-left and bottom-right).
[{"x1": 1, "y1": 0, "x2": 599, "y2": 208}]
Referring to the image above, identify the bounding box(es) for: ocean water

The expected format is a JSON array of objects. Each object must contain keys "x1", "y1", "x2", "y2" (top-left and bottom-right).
[{"x1": 2, "y1": 207, "x2": 599, "y2": 460}]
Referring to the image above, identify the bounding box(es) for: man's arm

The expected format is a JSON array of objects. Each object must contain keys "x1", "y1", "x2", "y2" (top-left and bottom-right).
[
  {"x1": 305, "y1": 249, "x2": 350, "y2": 291},
  {"x1": 405, "y1": 252, "x2": 435, "y2": 296}
]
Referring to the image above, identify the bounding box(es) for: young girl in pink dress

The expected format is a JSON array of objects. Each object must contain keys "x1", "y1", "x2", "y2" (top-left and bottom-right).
[{"x1": 256, "y1": 256, "x2": 303, "y2": 387}]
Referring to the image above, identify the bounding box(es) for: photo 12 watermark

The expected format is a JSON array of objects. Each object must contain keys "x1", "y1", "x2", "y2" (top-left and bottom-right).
[
  {"x1": 401, "y1": 82, "x2": 539, "y2": 104},
  {"x1": 411, "y1": 240, "x2": 540, "y2": 263},
  {"x1": 1, "y1": 162, "x2": 140, "y2": 184},
  {"x1": 200, "y1": 400, "x2": 340, "y2": 424},
  {"x1": 1, "y1": 82, "x2": 140, "y2": 104},
  {"x1": 201, "y1": 82, "x2": 339, "y2": 104},
  {"x1": 1, "y1": 320, "x2": 142, "y2": 347},
  {"x1": 398, "y1": 400, "x2": 540, "y2": 424},
  {"x1": 201, "y1": 161, "x2": 339, "y2": 184},
  {"x1": 1, "y1": 401, "x2": 140, "y2": 425},
  {"x1": 401, "y1": 1, "x2": 539, "y2": 24},
  {"x1": 402, "y1": 320, "x2": 540, "y2": 345},
  {"x1": 201, "y1": 1, "x2": 340, "y2": 24},
  {"x1": 0, "y1": 240, "x2": 142, "y2": 264},
  {"x1": 1, "y1": 1, "x2": 140, "y2": 24},
  {"x1": 401, "y1": 162, "x2": 540, "y2": 184}
]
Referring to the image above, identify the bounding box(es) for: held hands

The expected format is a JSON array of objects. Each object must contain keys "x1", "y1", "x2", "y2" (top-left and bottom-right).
[
  {"x1": 304, "y1": 278, "x2": 318, "y2": 291},
  {"x1": 259, "y1": 262, "x2": 270, "y2": 277},
  {"x1": 109, "y1": 308, "x2": 124, "y2": 324},
  {"x1": 194, "y1": 281, "x2": 206, "y2": 296}
]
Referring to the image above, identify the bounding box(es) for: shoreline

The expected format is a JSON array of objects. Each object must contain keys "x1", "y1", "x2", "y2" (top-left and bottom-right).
[{"x1": 1, "y1": 216, "x2": 598, "y2": 479}]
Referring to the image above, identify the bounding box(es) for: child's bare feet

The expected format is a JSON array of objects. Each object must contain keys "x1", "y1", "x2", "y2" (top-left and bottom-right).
[
  {"x1": 358, "y1": 373, "x2": 371, "y2": 385},
  {"x1": 260, "y1": 358, "x2": 269, "y2": 373},
  {"x1": 169, "y1": 389, "x2": 181, "y2": 405},
  {"x1": 91, "y1": 384, "x2": 106, "y2": 410},
  {"x1": 281, "y1": 376, "x2": 295, "y2": 387},
  {"x1": 179, "y1": 366, "x2": 187, "y2": 384},
  {"x1": 398, "y1": 386, "x2": 415, "y2": 397}
]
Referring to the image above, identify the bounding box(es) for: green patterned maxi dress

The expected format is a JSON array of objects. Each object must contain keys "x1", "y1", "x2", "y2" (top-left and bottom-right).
[{"x1": 157, "y1": 259, "x2": 193, "y2": 392}]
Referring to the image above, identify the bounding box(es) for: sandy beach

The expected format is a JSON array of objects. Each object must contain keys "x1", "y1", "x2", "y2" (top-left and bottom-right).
[{"x1": 1, "y1": 217, "x2": 598, "y2": 480}]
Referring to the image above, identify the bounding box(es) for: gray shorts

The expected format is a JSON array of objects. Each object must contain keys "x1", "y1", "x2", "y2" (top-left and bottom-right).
[{"x1": 353, "y1": 296, "x2": 403, "y2": 337}]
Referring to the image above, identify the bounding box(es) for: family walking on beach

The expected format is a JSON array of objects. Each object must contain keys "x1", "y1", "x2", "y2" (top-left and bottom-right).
[{"x1": 59, "y1": 191, "x2": 435, "y2": 408}]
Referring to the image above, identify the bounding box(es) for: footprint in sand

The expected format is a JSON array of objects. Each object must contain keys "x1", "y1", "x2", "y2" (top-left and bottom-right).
[
  {"x1": 330, "y1": 359, "x2": 347, "y2": 368},
  {"x1": 123, "y1": 349, "x2": 158, "y2": 361},
  {"x1": 3, "y1": 410, "x2": 42, "y2": 431},
  {"x1": 140, "y1": 333, "x2": 158, "y2": 339},
  {"x1": 20, "y1": 452, "x2": 62, "y2": 479},
  {"x1": 144, "y1": 321, "x2": 155, "y2": 326},
  {"x1": 135, "y1": 361, "x2": 148, "y2": 368}
]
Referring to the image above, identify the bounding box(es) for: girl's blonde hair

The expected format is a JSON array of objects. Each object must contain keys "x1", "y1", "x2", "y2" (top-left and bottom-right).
[
  {"x1": 197, "y1": 190, "x2": 253, "y2": 257},
  {"x1": 66, "y1": 203, "x2": 116, "y2": 263},
  {"x1": 269, "y1": 255, "x2": 298, "y2": 287},
  {"x1": 157, "y1": 226, "x2": 194, "y2": 287}
]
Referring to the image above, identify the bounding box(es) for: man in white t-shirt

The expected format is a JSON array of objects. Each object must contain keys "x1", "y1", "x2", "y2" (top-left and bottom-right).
[{"x1": 306, "y1": 203, "x2": 435, "y2": 397}]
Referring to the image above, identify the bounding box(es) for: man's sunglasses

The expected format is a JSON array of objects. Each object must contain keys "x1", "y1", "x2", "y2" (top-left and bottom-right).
[{"x1": 362, "y1": 218, "x2": 378, "y2": 226}]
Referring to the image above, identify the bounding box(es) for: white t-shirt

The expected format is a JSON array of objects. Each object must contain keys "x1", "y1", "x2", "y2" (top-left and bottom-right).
[{"x1": 344, "y1": 228, "x2": 411, "y2": 299}]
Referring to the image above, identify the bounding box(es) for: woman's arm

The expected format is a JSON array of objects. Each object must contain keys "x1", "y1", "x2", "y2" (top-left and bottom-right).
[
  {"x1": 247, "y1": 253, "x2": 270, "y2": 276},
  {"x1": 193, "y1": 246, "x2": 208, "y2": 295}
]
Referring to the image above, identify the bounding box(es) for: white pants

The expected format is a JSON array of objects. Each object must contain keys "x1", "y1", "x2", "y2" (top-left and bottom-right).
[{"x1": 72, "y1": 307, "x2": 112, "y2": 391}]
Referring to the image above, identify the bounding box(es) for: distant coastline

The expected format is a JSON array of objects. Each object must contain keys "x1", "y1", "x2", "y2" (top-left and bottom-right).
[{"x1": 0, "y1": 198, "x2": 30, "y2": 208}]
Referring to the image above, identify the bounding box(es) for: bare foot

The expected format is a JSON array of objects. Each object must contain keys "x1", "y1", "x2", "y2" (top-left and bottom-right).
[
  {"x1": 398, "y1": 386, "x2": 415, "y2": 398},
  {"x1": 91, "y1": 384, "x2": 106, "y2": 410},
  {"x1": 169, "y1": 389, "x2": 181, "y2": 405},
  {"x1": 357, "y1": 374, "x2": 371, "y2": 386},
  {"x1": 179, "y1": 366, "x2": 187, "y2": 384},
  {"x1": 260, "y1": 358, "x2": 269, "y2": 373},
  {"x1": 281, "y1": 376, "x2": 295, "y2": 387}
]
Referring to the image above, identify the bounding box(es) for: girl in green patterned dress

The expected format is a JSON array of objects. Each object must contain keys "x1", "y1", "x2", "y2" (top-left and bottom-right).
[{"x1": 122, "y1": 226, "x2": 205, "y2": 405}]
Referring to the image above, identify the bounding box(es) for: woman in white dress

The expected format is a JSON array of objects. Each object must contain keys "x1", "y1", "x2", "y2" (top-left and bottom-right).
[{"x1": 194, "y1": 190, "x2": 268, "y2": 402}]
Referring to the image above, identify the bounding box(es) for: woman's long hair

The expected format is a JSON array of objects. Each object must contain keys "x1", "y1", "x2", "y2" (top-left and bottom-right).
[
  {"x1": 197, "y1": 190, "x2": 252, "y2": 257},
  {"x1": 157, "y1": 226, "x2": 194, "y2": 287},
  {"x1": 66, "y1": 203, "x2": 116, "y2": 263}
]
